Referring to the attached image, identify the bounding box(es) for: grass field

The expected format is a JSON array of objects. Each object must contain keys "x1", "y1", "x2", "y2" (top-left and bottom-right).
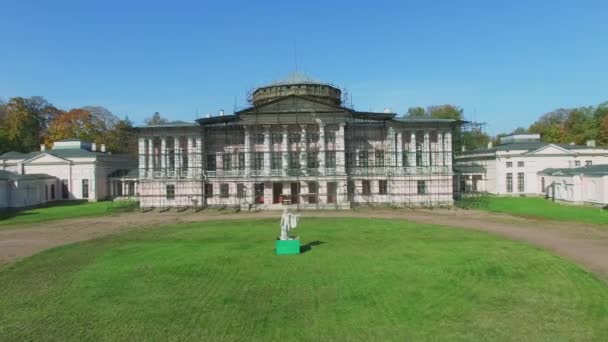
[
  {"x1": 459, "y1": 196, "x2": 608, "y2": 226},
  {"x1": 1, "y1": 218, "x2": 606, "y2": 341},
  {"x1": 0, "y1": 200, "x2": 137, "y2": 228}
]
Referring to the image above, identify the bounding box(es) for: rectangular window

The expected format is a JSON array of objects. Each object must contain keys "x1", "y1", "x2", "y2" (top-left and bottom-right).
[
  {"x1": 402, "y1": 152, "x2": 409, "y2": 167},
  {"x1": 586, "y1": 160, "x2": 592, "y2": 166},
  {"x1": 128, "y1": 182, "x2": 135, "y2": 196},
  {"x1": 82, "y1": 179, "x2": 89, "y2": 199},
  {"x1": 575, "y1": 160, "x2": 581, "y2": 167},
  {"x1": 289, "y1": 152, "x2": 300, "y2": 169},
  {"x1": 517, "y1": 161, "x2": 524, "y2": 167},
  {"x1": 271, "y1": 133, "x2": 282, "y2": 144},
  {"x1": 327, "y1": 182, "x2": 337, "y2": 204},
  {"x1": 45, "y1": 185, "x2": 48, "y2": 200},
  {"x1": 325, "y1": 131, "x2": 336, "y2": 143},
  {"x1": 166, "y1": 184, "x2": 175, "y2": 199},
  {"x1": 220, "y1": 183, "x2": 229, "y2": 198},
  {"x1": 362, "y1": 180, "x2": 371, "y2": 195},
  {"x1": 308, "y1": 182, "x2": 318, "y2": 204},
  {"x1": 417, "y1": 180, "x2": 427, "y2": 195},
  {"x1": 375, "y1": 150, "x2": 384, "y2": 167},
  {"x1": 506, "y1": 161, "x2": 513, "y2": 168},
  {"x1": 288, "y1": 132, "x2": 301, "y2": 143},
  {"x1": 253, "y1": 152, "x2": 264, "y2": 170},
  {"x1": 415, "y1": 145, "x2": 423, "y2": 166},
  {"x1": 307, "y1": 152, "x2": 319, "y2": 168},
  {"x1": 222, "y1": 153, "x2": 232, "y2": 171},
  {"x1": 238, "y1": 153, "x2": 245, "y2": 170},
  {"x1": 325, "y1": 151, "x2": 336, "y2": 169},
  {"x1": 518, "y1": 173, "x2": 524, "y2": 192},
  {"x1": 272, "y1": 152, "x2": 282, "y2": 170},
  {"x1": 379, "y1": 180, "x2": 388, "y2": 195},
  {"x1": 51, "y1": 184, "x2": 56, "y2": 200},
  {"x1": 206, "y1": 154, "x2": 216, "y2": 171},
  {"x1": 182, "y1": 155, "x2": 189, "y2": 170},
  {"x1": 254, "y1": 133, "x2": 265, "y2": 144},
  {"x1": 204, "y1": 183, "x2": 213, "y2": 198},
  {"x1": 61, "y1": 180, "x2": 69, "y2": 199},
  {"x1": 358, "y1": 150, "x2": 369, "y2": 167},
  {"x1": 346, "y1": 152, "x2": 354, "y2": 168},
  {"x1": 506, "y1": 173, "x2": 513, "y2": 193},
  {"x1": 347, "y1": 181, "x2": 355, "y2": 198},
  {"x1": 237, "y1": 183, "x2": 245, "y2": 199},
  {"x1": 306, "y1": 132, "x2": 319, "y2": 143}
]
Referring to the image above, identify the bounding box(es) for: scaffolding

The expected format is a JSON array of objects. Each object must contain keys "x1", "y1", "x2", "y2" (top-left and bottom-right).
[{"x1": 135, "y1": 80, "x2": 488, "y2": 210}]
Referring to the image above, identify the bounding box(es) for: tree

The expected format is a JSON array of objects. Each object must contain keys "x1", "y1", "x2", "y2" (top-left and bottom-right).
[
  {"x1": 593, "y1": 102, "x2": 608, "y2": 145},
  {"x1": 144, "y1": 112, "x2": 169, "y2": 126},
  {"x1": 45, "y1": 109, "x2": 97, "y2": 144},
  {"x1": 3, "y1": 97, "x2": 46, "y2": 152},
  {"x1": 406, "y1": 107, "x2": 426, "y2": 117},
  {"x1": 82, "y1": 106, "x2": 120, "y2": 144},
  {"x1": 427, "y1": 105, "x2": 463, "y2": 120},
  {"x1": 511, "y1": 127, "x2": 528, "y2": 134},
  {"x1": 106, "y1": 116, "x2": 137, "y2": 156}
]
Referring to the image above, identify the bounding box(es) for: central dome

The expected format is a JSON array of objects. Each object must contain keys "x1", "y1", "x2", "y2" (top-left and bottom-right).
[{"x1": 251, "y1": 72, "x2": 342, "y2": 107}]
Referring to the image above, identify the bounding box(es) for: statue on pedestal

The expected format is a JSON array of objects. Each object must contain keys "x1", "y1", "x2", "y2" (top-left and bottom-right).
[{"x1": 276, "y1": 209, "x2": 301, "y2": 255}]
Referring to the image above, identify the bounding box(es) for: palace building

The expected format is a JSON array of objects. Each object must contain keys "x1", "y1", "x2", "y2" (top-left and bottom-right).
[{"x1": 137, "y1": 73, "x2": 458, "y2": 209}]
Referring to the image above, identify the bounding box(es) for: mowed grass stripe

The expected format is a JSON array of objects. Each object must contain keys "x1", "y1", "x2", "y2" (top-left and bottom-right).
[{"x1": 1, "y1": 217, "x2": 607, "y2": 341}]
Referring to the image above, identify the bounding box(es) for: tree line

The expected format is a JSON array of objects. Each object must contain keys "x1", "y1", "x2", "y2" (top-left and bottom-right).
[{"x1": 0, "y1": 96, "x2": 142, "y2": 156}]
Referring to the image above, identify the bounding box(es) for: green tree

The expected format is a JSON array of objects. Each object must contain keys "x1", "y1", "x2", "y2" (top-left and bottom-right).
[
  {"x1": 106, "y1": 117, "x2": 137, "y2": 156},
  {"x1": 406, "y1": 107, "x2": 426, "y2": 117},
  {"x1": 4, "y1": 97, "x2": 46, "y2": 152},
  {"x1": 427, "y1": 105, "x2": 463, "y2": 120}
]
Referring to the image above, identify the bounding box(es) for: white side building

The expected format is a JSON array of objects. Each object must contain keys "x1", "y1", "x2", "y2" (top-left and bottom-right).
[
  {"x1": 0, "y1": 139, "x2": 136, "y2": 204},
  {"x1": 538, "y1": 165, "x2": 608, "y2": 205},
  {"x1": 454, "y1": 134, "x2": 608, "y2": 196}
]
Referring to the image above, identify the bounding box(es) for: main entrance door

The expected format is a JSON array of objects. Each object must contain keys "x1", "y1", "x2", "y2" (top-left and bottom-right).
[{"x1": 273, "y1": 183, "x2": 283, "y2": 204}]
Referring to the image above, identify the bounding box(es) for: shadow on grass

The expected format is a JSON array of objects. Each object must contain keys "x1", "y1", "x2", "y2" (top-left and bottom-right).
[{"x1": 300, "y1": 240, "x2": 327, "y2": 253}]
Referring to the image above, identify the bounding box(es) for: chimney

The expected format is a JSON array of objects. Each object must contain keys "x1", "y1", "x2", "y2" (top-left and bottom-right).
[
  {"x1": 487, "y1": 141, "x2": 493, "y2": 149},
  {"x1": 586, "y1": 140, "x2": 596, "y2": 147},
  {"x1": 100, "y1": 144, "x2": 106, "y2": 153},
  {"x1": 219, "y1": 109, "x2": 224, "y2": 116},
  {"x1": 40, "y1": 144, "x2": 46, "y2": 151},
  {"x1": 91, "y1": 143, "x2": 96, "y2": 152}
]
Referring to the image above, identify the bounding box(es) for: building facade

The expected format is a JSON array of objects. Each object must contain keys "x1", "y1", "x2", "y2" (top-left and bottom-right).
[
  {"x1": 0, "y1": 140, "x2": 136, "y2": 205},
  {"x1": 538, "y1": 165, "x2": 608, "y2": 205},
  {"x1": 138, "y1": 74, "x2": 457, "y2": 209},
  {"x1": 454, "y1": 134, "x2": 608, "y2": 196}
]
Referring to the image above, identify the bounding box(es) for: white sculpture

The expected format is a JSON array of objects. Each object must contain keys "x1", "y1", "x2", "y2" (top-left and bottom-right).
[{"x1": 279, "y1": 209, "x2": 300, "y2": 240}]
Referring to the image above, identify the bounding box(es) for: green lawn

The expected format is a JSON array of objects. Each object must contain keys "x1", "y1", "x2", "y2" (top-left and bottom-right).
[
  {"x1": 459, "y1": 196, "x2": 608, "y2": 226},
  {"x1": 0, "y1": 200, "x2": 137, "y2": 227},
  {"x1": 1, "y1": 218, "x2": 606, "y2": 341}
]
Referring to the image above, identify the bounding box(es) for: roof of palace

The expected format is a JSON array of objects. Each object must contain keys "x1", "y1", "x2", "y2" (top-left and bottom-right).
[
  {"x1": 539, "y1": 164, "x2": 608, "y2": 177},
  {"x1": 0, "y1": 170, "x2": 56, "y2": 181}
]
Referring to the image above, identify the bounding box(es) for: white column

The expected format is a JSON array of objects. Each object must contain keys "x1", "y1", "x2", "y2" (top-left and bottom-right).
[
  {"x1": 195, "y1": 137, "x2": 203, "y2": 178},
  {"x1": 244, "y1": 127, "x2": 251, "y2": 176},
  {"x1": 318, "y1": 123, "x2": 326, "y2": 174},
  {"x1": 396, "y1": 131, "x2": 403, "y2": 168},
  {"x1": 444, "y1": 131, "x2": 452, "y2": 168},
  {"x1": 409, "y1": 132, "x2": 416, "y2": 167},
  {"x1": 161, "y1": 138, "x2": 167, "y2": 174},
  {"x1": 300, "y1": 125, "x2": 307, "y2": 173},
  {"x1": 138, "y1": 137, "x2": 146, "y2": 175},
  {"x1": 147, "y1": 138, "x2": 154, "y2": 175},
  {"x1": 423, "y1": 131, "x2": 430, "y2": 167},
  {"x1": 187, "y1": 137, "x2": 194, "y2": 177},
  {"x1": 437, "y1": 132, "x2": 444, "y2": 167},
  {"x1": 263, "y1": 125, "x2": 271, "y2": 176},
  {"x1": 336, "y1": 122, "x2": 345, "y2": 175},
  {"x1": 174, "y1": 137, "x2": 181, "y2": 173},
  {"x1": 282, "y1": 125, "x2": 289, "y2": 172}
]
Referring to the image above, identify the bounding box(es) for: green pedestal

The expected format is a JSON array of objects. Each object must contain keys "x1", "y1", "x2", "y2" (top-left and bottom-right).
[{"x1": 276, "y1": 239, "x2": 300, "y2": 255}]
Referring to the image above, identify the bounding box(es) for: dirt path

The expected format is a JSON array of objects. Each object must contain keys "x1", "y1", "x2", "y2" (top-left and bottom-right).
[{"x1": 1, "y1": 209, "x2": 607, "y2": 280}]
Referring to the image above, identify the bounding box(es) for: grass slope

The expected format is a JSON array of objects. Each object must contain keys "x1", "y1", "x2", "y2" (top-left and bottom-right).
[
  {"x1": 0, "y1": 200, "x2": 137, "y2": 228},
  {"x1": 460, "y1": 196, "x2": 608, "y2": 226},
  {"x1": 1, "y1": 218, "x2": 607, "y2": 341}
]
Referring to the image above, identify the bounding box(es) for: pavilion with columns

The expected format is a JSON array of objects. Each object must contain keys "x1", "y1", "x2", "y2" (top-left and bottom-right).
[{"x1": 136, "y1": 74, "x2": 458, "y2": 209}]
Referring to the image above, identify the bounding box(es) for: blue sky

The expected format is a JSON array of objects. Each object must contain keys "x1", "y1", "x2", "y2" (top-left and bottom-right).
[{"x1": 1, "y1": 0, "x2": 607, "y2": 135}]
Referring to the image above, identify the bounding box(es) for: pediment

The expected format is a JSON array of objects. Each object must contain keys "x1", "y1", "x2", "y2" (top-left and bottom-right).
[
  {"x1": 527, "y1": 144, "x2": 572, "y2": 155},
  {"x1": 237, "y1": 95, "x2": 345, "y2": 115},
  {"x1": 23, "y1": 153, "x2": 70, "y2": 165}
]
